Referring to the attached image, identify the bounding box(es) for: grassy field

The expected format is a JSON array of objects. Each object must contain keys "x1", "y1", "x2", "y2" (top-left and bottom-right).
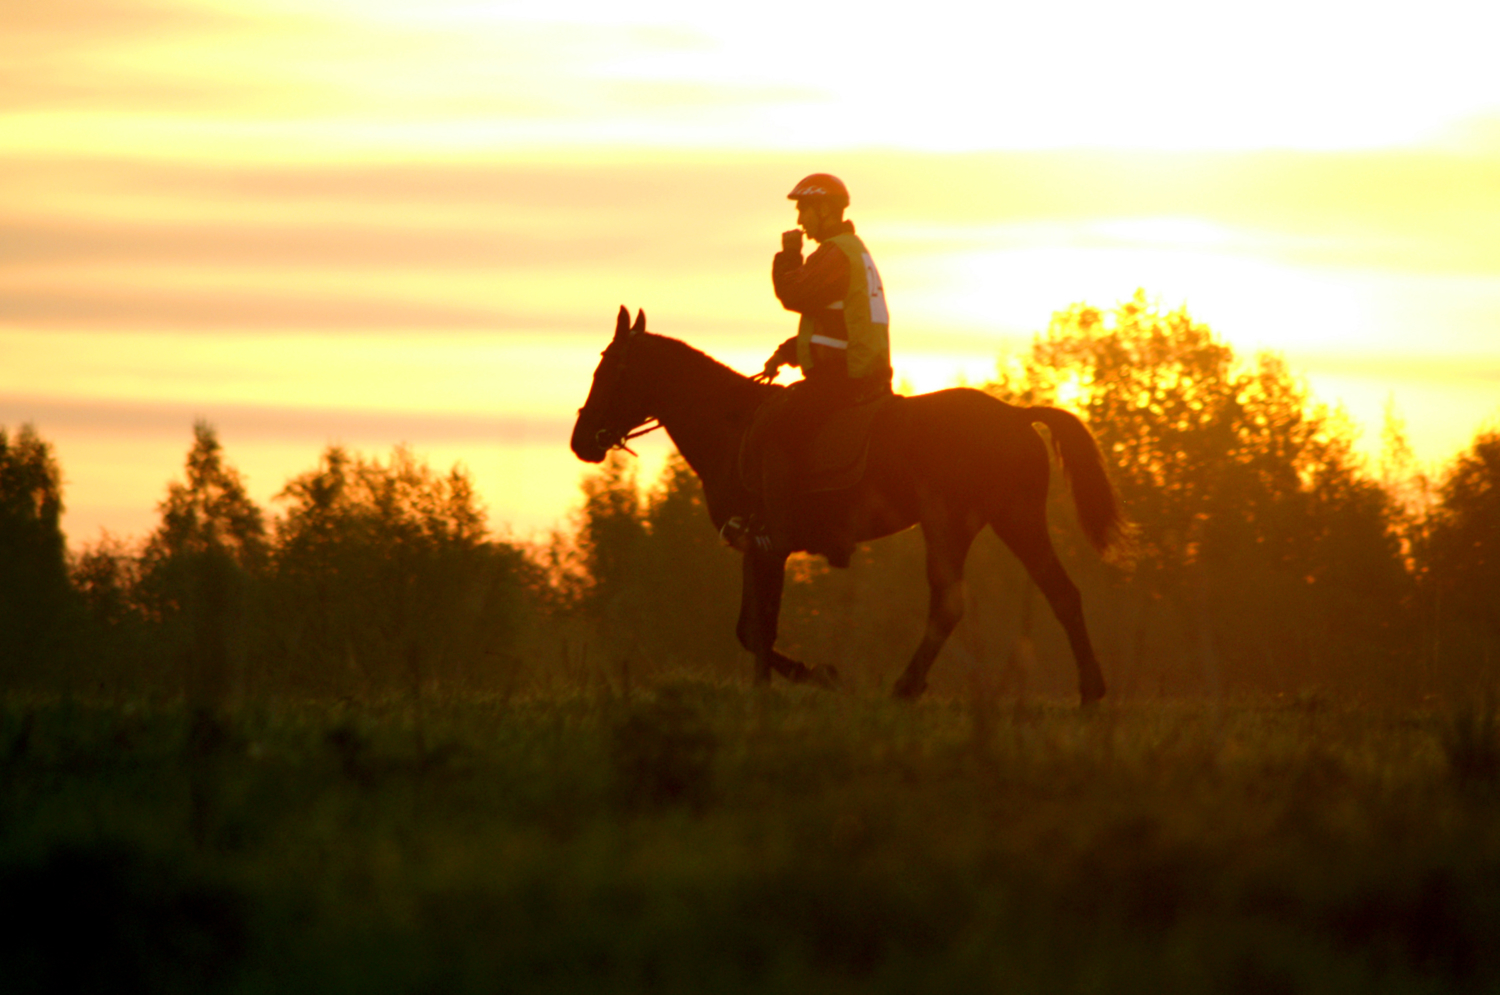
[{"x1": 3, "y1": 682, "x2": 1499, "y2": 994}]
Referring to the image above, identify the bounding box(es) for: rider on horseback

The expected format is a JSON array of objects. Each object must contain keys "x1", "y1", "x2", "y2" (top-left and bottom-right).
[{"x1": 723, "y1": 173, "x2": 893, "y2": 560}]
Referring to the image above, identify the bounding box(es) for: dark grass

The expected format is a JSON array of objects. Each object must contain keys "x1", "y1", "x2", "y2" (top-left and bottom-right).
[{"x1": 3, "y1": 682, "x2": 1499, "y2": 994}]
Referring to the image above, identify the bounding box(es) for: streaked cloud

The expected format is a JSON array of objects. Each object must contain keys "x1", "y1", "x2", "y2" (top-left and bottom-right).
[
  {"x1": 8, "y1": 149, "x2": 1499, "y2": 262},
  {"x1": 6, "y1": 0, "x2": 1500, "y2": 545},
  {"x1": 2, "y1": 393, "x2": 571, "y2": 444},
  {"x1": 0, "y1": 0, "x2": 281, "y2": 114},
  {"x1": 0, "y1": 286, "x2": 529, "y2": 331},
  {"x1": 1, "y1": 0, "x2": 240, "y2": 42},
  {"x1": 0, "y1": 217, "x2": 671, "y2": 271}
]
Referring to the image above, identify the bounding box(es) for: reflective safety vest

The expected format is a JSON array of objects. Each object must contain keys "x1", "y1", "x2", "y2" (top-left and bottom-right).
[{"x1": 796, "y1": 232, "x2": 890, "y2": 379}]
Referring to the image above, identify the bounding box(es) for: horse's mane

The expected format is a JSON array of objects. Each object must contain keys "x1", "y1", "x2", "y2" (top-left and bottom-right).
[{"x1": 638, "y1": 331, "x2": 773, "y2": 409}]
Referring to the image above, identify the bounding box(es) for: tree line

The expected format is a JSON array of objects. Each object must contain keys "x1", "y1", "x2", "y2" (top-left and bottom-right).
[
  {"x1": 3, "y1": 294, "x2": 1497, "y2": 702},
  {"x1": 4, "y1": 426, "x2": 542, "y2": 704}
]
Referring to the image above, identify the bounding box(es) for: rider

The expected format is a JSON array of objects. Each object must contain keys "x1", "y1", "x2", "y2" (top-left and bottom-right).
[{"x1": 726, "y1": 173, "x2": 892, "y2": 558}]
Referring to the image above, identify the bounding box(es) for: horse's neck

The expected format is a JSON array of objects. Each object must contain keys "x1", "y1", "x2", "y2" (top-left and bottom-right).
[{"x1": 641, "y1": 335, "x2": 767, "y2": 479}]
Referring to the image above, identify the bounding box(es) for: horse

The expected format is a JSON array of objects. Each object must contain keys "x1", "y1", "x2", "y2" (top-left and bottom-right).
[{"x1": 571, "y1": 307, "x2": 1126, "y2": 704}]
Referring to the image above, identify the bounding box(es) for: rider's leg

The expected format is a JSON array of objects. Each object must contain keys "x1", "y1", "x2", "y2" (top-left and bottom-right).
[
  {"x1": 757, "y1": 377, "x2": 845, "y2": 554},
  {"x1": 722, "y1": 389, "x2": 790, "y2": 551},
  {"x1": 727, "y1": 375, "x2": 854, "y2": 555}
]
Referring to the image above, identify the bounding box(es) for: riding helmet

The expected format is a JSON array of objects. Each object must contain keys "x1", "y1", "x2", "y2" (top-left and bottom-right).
[{"x1": 787, "y1": 173, "x2": 850, "y2": 209}]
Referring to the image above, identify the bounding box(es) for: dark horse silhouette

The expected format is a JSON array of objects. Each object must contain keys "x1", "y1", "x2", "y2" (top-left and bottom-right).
[{"x1": 571, "y1": 307, "x2": 1125, "y2": 703}]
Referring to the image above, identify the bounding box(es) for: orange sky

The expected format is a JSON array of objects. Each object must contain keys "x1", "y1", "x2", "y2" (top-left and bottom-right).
[{"x1": 4, "y1": 0, "x2": 1499, "y2": 546}]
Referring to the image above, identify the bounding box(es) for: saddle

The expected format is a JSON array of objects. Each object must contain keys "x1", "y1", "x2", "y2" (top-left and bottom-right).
[
  {"x1": 800, "y1": 393, "x2": 893, "y2": 492},
  {"x1": 741, "y1": 391, "x2": 897, "y2": 496}
]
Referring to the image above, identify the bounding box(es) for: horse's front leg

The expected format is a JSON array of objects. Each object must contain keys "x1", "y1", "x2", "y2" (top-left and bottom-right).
[
  {"x1": 736, "y1": 550, "x2": 838, "y2": 689},
  {"x1": 736, "y1": 548, "x2": 783, "y2": 683}
]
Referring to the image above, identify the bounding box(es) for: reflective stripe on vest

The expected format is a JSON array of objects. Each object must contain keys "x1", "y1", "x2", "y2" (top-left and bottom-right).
[{"x1": 796, "y1": 232, "x2": 891, "y2": 378}]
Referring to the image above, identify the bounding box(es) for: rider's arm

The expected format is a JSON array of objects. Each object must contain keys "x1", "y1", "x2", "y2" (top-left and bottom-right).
[
  {"x1": 772, "y1": 241, "x2": 849, "y2": 314},
  {"x1": 766, "y1": 335, "x2": 799, "y2": 371}
]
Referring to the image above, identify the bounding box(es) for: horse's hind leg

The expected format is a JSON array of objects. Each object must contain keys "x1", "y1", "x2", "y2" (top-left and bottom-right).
[
  {"x1": 892, "y1": 501, "x2": 981, "y2": 700},
  {"x1": 991, "y1": 496, "x2": 1106, "y2": 704}
]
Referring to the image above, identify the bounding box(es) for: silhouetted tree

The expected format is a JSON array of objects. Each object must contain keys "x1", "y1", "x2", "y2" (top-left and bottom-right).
[
  {"x1": 72, "y1": 534, "x2": 143, "y2": 631},
  {"x1": 266, "y1": 444, "x2": 529, "y2": 695},
  {"x1": 1425, "y1": 428, "x2": 1500, "y2": 654},
  {"x1": 574, "y1": 452, "x2": 652, "y2": 665},
  {"x1": 67, "y1": 533, "x2": 154, "y2": 691},
  {"x1": 0, "y1": 424, "x2": 73, "y2": 680},
  {"x1": 637, "y1": 453, "x2": 742, "y2": 673},
  {"x1": 138, "y1": 421, "x2": 267, "y2": 703}
]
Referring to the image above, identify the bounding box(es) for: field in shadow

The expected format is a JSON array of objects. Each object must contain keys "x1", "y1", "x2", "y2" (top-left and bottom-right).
[{"x1": 4, "y1": 684, "x2": 1499, "y2": 994}]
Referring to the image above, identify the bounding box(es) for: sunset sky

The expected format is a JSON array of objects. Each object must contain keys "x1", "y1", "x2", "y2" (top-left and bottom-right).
[{"x1": 4, "y1": 0, "x2": 1499, "y2": 547}]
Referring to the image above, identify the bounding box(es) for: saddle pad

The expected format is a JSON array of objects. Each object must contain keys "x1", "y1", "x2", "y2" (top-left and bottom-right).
[{"x1": 801, "y1": 395, "x2": 894, "y2": 493}]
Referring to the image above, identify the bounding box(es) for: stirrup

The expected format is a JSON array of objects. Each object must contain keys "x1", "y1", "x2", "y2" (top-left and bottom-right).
[{"x1": 720, "y1": 515, "x2": 774, "y2": 554}]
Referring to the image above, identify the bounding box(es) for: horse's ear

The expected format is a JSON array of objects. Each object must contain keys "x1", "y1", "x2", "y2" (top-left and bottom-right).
[
  {"x1": 631, "y1": 309, "x2": 646, "y2": 336},
  {"x1": 614, "y1": 305, "x2": 630, "y2": 340}
]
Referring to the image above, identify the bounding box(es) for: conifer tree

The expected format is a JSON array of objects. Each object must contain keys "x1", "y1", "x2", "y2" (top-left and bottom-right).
[
  {"x1": 0, "y1": 424, "x2": 72, "y2": 677},
  {"x1": 139, "y1": 421, "x2": 266, "y2": 702}
]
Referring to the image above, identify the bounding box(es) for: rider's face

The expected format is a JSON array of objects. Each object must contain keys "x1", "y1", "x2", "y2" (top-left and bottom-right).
[{"x1": 796, "y1": 199, "x2": 837, "y2": 241}]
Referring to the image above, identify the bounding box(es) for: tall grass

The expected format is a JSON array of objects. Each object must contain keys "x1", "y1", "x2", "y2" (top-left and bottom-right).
[{"x1": 3, "y1": 684, "x2": 1498, "y2": 994}]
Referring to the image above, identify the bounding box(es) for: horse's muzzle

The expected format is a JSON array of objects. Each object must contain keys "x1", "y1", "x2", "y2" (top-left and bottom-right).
[{"x1": 569, "y1": 425, "x2": 609, "y2": 463}]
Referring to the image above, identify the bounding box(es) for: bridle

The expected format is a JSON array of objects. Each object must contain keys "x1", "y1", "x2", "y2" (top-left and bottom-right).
[
  {"x1": 599, "y1": 419, "x2": 662, "y2": 457},
  {"x1": 580, "y1": 326, "x2": 776, "y2": 457},
  {"x1": 580, "y1": 333, "x2": 663, "y2": 457}
]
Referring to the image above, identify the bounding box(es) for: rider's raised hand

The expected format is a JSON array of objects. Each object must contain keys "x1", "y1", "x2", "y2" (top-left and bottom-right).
[{"x1": 781, "y1": 229, "x2": 803, "y2": 254}]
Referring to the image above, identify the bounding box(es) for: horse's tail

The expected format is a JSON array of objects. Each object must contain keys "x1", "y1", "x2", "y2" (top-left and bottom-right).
[{"x1": 1027, "y1": 406, "x2": 1126, "y2": 555}]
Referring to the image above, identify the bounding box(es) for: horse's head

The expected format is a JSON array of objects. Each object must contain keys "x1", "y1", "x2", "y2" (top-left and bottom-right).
[{"x1": 571, "y1": 306, "x2": 655, "y2": 463}]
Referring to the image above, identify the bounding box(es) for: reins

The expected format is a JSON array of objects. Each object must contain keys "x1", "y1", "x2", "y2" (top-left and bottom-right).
[
  {"x1": 608, "y1": 419, "x2": 663, "y2": 456},
  {"x1": 606, "y1": 374, "x2": 767, "y2": 456}
]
